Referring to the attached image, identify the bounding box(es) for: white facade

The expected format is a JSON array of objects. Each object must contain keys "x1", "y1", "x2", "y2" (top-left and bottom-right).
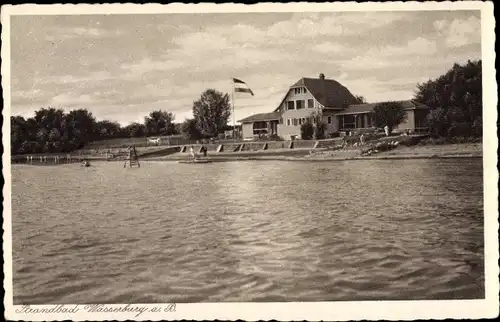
[
  {"x1": 277, "y1": 87, "x2": 321, "y2": 140},
  {"x1": 275, "y1": 87, "x2": 342, "y2": 140}
]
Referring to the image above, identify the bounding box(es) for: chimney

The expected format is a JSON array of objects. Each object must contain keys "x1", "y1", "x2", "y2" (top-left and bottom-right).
[{"x1": 319, "y1": 73, "x2": 325, "y2": 80}]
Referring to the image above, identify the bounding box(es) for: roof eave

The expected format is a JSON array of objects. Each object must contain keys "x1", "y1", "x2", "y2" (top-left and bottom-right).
[{"x1": 335, "y1": 111, "x2": 373, "y2": 116}]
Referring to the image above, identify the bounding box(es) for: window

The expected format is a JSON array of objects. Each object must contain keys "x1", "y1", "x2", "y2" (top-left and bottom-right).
[
  {"x1": 293, "y1": 118, "x2": 298, "y2": 126},
  {"x1": 287, "y1": 101, "x2": 295, "y2": 110},
  {"x1": 299, "y1": 118, "x2": 302, "y2": 125},
  {"x1": 287, "y1": 119, "x2": 291, "y2": 126},
  {"x1": 340, "y1": 115, "x2": 355, "y2": 129},
  {"x1": 296, "y1": 100, "x2": 304, "y2": 109},
  {"x1": 279, "y1": 117, "x2": 283, "y2": 124},
  {"x1": 327, "y1": 116, "x2": 332, "y2": 124},
  {"x1": 294, "y1": 87, "x2": 306, "y2": 95},
  {"x1": 253, "y1": 122, "x2": 268, "y2": 135},
  {"x1": 308, "y1": 99, "x2": 314, "y2": 108}
]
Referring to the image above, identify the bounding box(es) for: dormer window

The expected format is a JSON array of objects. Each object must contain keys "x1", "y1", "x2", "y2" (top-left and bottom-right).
[{"x1": 293, "y1": 87, "x2": 306, "y2": 95}]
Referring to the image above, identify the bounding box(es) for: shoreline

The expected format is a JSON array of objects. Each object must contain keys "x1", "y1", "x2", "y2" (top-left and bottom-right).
[
  {"x1": 143, "y1": 153, "x2": 482, "y2": 163},
  {"x1": 11, "y1": 143, "x2": 483, "y2": 165},
  {"x1": 144, "y1": 143, "x2": 482, "y2": 163}
]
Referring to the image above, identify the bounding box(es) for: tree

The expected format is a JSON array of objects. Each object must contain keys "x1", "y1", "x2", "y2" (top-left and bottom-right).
[
  {"x1": 144, "y1": 110, "x2": 176, "y2": 136},
  {"x1": 96, "y1": 120, "x2": 122, "y2": 138},
  {"x1": 192, "y1": 89, "x2": 231, "y2": 138},
  {"x1": 64, "y1": 109, "x2": 98, "y2": 147},
  {"x1": 414, "y1": 60, "x2": 482, "y2": 137},
  {"x1": 11, "y1": 116, "x2": 27, "y2": 154},
  {"x1": 173, "y1": 123, "x2": 182, "y2": 135},
  {"x1": 372, "y1": 101, "x2": 407, "y2": 135},
  {"x1": 355, "y1": 95, "x2": 367, "y2": 104},
  {"x1": 123, "y1": 122, "x2": 146, "y2": 137},
  {"x1": 34, "y1": 107, "x2": 65, "y2": 131},
  {"x1": 425, "y1": 108, "x2": 448, "y2": 137},
  {"x1": 308, "y1": 112, "x2": 327, "y2": 140},
  {"x1": 314, "y1": 121, "x2": 327, "y2": 139},
  {"x1": 181, "y1": 118, "x2": 203, "y2": 140},
  {"x1": 300, "y1": 121, "x2": 314, "y2": 140},
  {"x1": 46, "y1": 128, "x2": 63, "y2": 152},
  {"x1": 11, "y1": 115, "x2": 43, "y2": 154}
]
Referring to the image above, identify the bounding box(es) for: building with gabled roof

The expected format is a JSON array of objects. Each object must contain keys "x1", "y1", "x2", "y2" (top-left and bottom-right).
[
  {"x1": 238, "y1": 73, "x2": 429, "y2": 140},
  {"x1": 274, "y1": 73, "x2": 359, "y2": 112}
]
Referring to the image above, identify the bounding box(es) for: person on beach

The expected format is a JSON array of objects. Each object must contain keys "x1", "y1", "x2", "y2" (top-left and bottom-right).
[
  {"x1": 189, "y1": 146, "x2": 196, "y2": 160},
  {"x1": 360, "y1": 134, "x2": 365, "y2": 146},
  {"x1": 342, "y1": 137, "x2": 348, "y2": 151},
  {"x1": 384, "y1": 125, "x2": 389, "y2": 136}
]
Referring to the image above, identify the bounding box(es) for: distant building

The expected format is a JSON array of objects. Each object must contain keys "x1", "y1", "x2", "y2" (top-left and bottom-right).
[{"x1": 238, "y1": 73, "x2": 429, "y2": 140}]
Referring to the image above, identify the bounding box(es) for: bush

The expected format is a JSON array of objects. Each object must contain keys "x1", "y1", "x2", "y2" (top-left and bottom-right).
[
  {"x1": 397, "y1": 136, "x2": 419, "y2": 146},
  {"x1": 300, "y1": 122, "x2": 314, "y2": 140},
  {"x1": 471, "y1": 117, "x2": 483, "y2": 137},
  {"x1": 418, "y1": 137, "x2": 448, "y2": 145},
  {"x1": 447, "y1": 122, "x2": 472, "y2": 137},
  {"x1": 314, "y1": 121, "x2": 327, "y2": 140},
  {"x1": 451, "y1": 136, "x2": 467, "y2": 144}
]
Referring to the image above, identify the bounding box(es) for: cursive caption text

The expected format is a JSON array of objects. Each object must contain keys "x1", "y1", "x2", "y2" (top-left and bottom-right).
[{"x1": 16, "y1": 303, "x2": 176, "y2": 317}]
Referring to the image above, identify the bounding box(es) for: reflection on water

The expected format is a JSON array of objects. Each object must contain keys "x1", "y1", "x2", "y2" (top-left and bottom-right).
[{"x1": 11, "y1": 159, "x2": 484, "y2": 304}]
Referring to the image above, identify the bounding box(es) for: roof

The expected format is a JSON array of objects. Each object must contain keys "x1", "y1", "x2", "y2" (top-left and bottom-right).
[
  {"x1": 274, "y1": 77, "x2": 359, "y2": 111},
  {"x1": 238, "y1": 112, "x2": 281, "y2": 123},
  {"x1": 335, "y1": 100, "x2": 430, "y2": 116}
]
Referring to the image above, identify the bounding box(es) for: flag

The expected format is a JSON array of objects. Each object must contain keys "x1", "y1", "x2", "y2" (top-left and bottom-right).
[{"x1": 233, "y1": 78, "x2": 254, "y2": 96}]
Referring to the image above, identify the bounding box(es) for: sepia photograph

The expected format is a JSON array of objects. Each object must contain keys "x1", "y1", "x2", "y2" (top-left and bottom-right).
[{"x1": 2, "y1": 2, "x2": 498, "y2": 321}]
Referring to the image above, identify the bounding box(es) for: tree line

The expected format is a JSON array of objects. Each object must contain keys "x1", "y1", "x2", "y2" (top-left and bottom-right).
[
  {"x1": 11, "y1": 108, "x2": 176, "y2": 154},
  {"x1": 414, "y1": 59, "x2": 482, "y2": 138},
  {"x1": 10, "y1": 88, "x2": 235, "y2": 154}
]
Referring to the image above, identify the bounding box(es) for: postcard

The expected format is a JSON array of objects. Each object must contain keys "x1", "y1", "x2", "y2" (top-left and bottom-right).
[{"x1": 2, "y1": 2, "x2": 498, "y2": 321}]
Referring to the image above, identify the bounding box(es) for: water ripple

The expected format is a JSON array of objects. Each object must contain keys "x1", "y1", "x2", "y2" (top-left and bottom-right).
[{"x1": 11, "y1": 159, "x2": 484, "y2": 304}]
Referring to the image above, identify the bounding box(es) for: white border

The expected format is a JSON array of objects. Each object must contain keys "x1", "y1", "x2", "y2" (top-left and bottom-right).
[{"x1": 2, "y1": 2, "x2": 498, "y2": 321}]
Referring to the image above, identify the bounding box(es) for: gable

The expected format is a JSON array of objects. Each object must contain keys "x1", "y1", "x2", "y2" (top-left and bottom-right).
[
  {"x1": 274, "y1": 76, "x2": 359, "y2": 112},
  {"x1": 274, "y1": 88, "x2": 318, "y2": 112}
]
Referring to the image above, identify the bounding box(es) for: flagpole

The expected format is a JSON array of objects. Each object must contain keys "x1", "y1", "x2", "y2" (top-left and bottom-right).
[{"x1": 232, "y1": 79, "x2": 236, "y2": 143}]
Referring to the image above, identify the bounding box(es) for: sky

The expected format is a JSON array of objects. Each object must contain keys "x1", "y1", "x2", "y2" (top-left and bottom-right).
[{"x1": 9, "y1": 10, "x2": 482, "y2": 126}]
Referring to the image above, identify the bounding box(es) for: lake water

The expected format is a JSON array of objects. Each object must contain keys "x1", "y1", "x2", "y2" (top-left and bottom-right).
[{"x1": 11, "y1": 159, "x2": 484, "y2": 304}]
